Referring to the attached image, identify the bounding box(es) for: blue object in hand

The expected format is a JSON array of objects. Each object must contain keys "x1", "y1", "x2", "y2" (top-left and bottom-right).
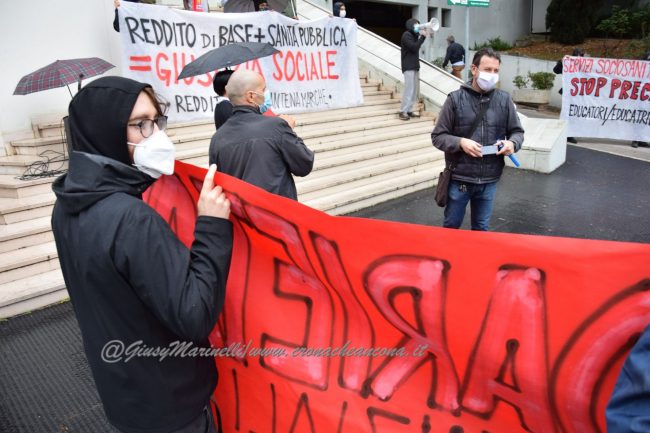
[{"x1": 497, "y1": 142, "x2": 521, "y2": 168}]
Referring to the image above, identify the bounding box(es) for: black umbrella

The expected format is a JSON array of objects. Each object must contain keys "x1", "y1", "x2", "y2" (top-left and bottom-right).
[{"x1": 178, "y1": 42, "x2": 280, "y2": 79}]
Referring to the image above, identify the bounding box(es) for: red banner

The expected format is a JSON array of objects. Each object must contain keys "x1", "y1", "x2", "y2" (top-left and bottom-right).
[{"x1": 144, "y1": 161, "x2": 650, "y2": 433}]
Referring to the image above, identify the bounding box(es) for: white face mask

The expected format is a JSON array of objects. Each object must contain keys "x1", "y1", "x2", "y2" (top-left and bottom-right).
[
  {"x1": 476, "y1": 71, "x2": 499, "y2": 92},
  {"x1": 127, "y1": 130, "x2": 175, "y2": 179},
  {"x1": 339, "y1": 9, "x2": 346, "y2": 17}
]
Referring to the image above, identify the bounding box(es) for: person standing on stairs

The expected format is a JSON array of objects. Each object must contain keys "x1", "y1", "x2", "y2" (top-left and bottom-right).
[{"x1": 399, "y1": 17, "x2": 428, "y2": 121}]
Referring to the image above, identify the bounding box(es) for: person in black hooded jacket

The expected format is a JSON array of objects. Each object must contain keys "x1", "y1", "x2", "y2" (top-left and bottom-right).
[
  {"x1": 400, "y1": 18, "x2": 427, "y2": 120},
  {"x1": 51, "y1": 76, "x2": 233, "y2": 433}
]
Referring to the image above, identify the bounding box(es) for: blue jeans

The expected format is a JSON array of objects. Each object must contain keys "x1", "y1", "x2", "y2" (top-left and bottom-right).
[{"x1": 443, "y1": 180, "x2": 497, "y2": 231}]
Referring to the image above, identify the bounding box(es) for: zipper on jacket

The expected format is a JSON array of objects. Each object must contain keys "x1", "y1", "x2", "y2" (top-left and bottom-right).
[{"x1": 478, "y1": 97, "x2": 480, "y2": 185}]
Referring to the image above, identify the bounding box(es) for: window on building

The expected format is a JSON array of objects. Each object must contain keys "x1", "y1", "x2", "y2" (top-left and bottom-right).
[
  {"x1": 428, "y1": 7, "x2": 438, "y2": 22},
  {"x1": 441, "y1": 8, "x2": 451, "y2": 28}
]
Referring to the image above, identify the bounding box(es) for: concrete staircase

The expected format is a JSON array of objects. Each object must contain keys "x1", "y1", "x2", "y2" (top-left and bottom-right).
[{"x1": 0, "y1": 73, "x2": 444, "y2": 319}]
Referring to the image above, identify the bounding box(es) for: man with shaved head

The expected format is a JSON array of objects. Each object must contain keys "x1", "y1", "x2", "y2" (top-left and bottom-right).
[{"x1": 208, "y1": 69, "x2": 314, "y2": 200}]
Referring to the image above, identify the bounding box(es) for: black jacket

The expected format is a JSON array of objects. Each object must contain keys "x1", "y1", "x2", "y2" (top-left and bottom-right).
[
  {"x1": 208, "y1": 105, "x2": 314, "y2": 200},
  {"x1": 443, "y1": 42, "x2": 465, "y2": 68},
  {"x1": 113, "y1": 0, "x2": 140, "y2": 32},
  {"x1": 431, "y1": 83, "x2": 525, "y2": 184},
  {"x1": 51, "y1": 151, "x2": 233, "y2": 433},
  {"x1": 214, "y1": 97, "x2": 233, "y2": 129},
  {"x1": 401, "y1": 19, "x2": 425, "y2": 72}
]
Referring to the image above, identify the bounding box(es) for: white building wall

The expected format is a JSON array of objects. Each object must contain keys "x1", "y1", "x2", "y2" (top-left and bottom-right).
[
  {"x1": 531, "y1": 0, "x2": 551, "y2": 33},
  {"x1": 0, "y1": 0, "x2": 122, "y2": 152}
]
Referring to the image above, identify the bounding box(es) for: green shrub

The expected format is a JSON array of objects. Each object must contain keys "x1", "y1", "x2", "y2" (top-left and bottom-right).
[
  {"x1": 546, "y1": 0, "x2": 604, "y2": 44},
  {"x1": 472, "y1": 37, "x2": 513, "y2": 51},
  {"x1": 432, "y1": 57, "x2": 445, "y2": 68},
  {"x1": 596, "y1": 6, "x2": 631, "y2": 38},
  {"x1": 513, "y1": 75, "x2": 529, "y2": 89},
  {"x1": 528, "y1": 72, "x2": 556, "y2": 90},
  {"x1": 625, "y1": 35, "x2": 650, "y2": 59}
]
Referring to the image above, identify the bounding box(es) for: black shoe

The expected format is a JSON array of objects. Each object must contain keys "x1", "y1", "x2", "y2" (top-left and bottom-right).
[
  {"x1": 407, "y1": 112, "x2": 421, "y2": 118},
  {"x1": 567, "y1": 137, "x2": 577, "y2": 144},
  {"x1": 399, "y1": 112, "x2": 410, "y2": 120}
]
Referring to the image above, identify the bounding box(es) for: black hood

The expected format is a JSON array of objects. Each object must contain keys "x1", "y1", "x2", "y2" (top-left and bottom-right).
[
  {"x1": 406, "y1": 18, "x2": 419, "y2": 31},
  {"x1": 68, "y1": 76, "x2": 151, "y2": 166},
  {"x1": 52, "y1": 151, "x2": 154, "y2": 214},
  {"x1": 333, "y1": 2, "x2": 344, "y2": 15}
]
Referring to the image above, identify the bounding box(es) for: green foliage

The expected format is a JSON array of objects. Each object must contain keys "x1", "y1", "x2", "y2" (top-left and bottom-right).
[
  {"x1": 625, "y1": 35, "x2": 650, "y2": 58},
  {"x1": 596, "y1": 6, "x2": 631, "y2": 38},
  {"x1": 432, "y1": 57, "x2": 445, "y2": 68},
  {"x1": 472, "y1": 37, "x2": 513, "y2": 51},
  {"x1": 513, "y1": 75, "x2": 529, "y2": 89},
  {"x1": 631, "y1": 6, "x2": 650, "y2": 38},
  {"x1": 547, "y1": 0, "x2": 604, "y2": 44},
  {"x1": 528, "y1": 72, "x2": 556, "y2": 90},
  {"x1": 513, "y1": 72, "x2": 555, "y2": 90},
  {"x1": 594, "y1": 5, "x2": 650, "y2": 39}
]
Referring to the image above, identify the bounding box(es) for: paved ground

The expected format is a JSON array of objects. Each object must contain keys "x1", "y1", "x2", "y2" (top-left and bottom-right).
[
  {"x1": 350, "y1": 144, "x2": 650, "y2": 243},
  {"x1": 1, "y1": 107, "x2": 649, "y2": 432}
]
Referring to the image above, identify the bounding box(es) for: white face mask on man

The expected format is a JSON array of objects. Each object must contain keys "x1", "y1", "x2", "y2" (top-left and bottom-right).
[
  {"x1": 127, "y1": 130, "x2": 176, "y2": 179},
  {"x1": 339, "y1": 9, "x2": 346, "y2": 17},
  {"x1": 476, "y1": 71, "x2": 499, "y2": 92}
]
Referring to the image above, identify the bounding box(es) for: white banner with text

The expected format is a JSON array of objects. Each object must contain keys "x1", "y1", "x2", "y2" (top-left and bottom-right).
[
  {"x1": 119, "y1": 2, "x2": 363, "y2": 122},
  {"x1": 560, "y1": 55, "x2": 650, "y2": 141}
]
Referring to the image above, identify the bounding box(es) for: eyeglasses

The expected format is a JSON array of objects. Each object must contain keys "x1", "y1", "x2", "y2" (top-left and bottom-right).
[{"x1": 128, "y1": 116, "x2": 168, "y2": 138}]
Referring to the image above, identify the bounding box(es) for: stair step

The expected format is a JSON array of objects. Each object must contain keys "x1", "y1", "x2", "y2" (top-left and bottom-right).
[
  {"x1": 300, "y1": 116, "x2": 432, "y2": 141},
  {"x1": 360, "y1": 81, "x2": 381, "y2": 90},
  {"x1": 0, "y1": 153, "x2": 69, "y2": 175},
  {"x1": 0, "y1": 192, "x2": 56, "y2": 225},
  {"x1": 362, "y1": 89, "x2": 393, "y2": 97},
  {"x1": 0, "y1": 174, "x2": 56, "y2": 199},
  {"x1": 298, "y1": 148, "x2": 442, "y2": 195},
  {"x1": 295, "y1": 107, "x2": 408, "y2": 127},
  {"x1": 38, "y1": 120, "x2": 66, "y2": 138},
  {"x1": 180, "y1": 121, "x2": 434, "y2": 158},
  {"x1": 295, "y1": 99, "x2": 405, "y2": 120},
  {"x1": 363, "y1": 92, "x2": 396, "y2": 102},
  {"x1": 10, "y1": 136, "x2": 69, "y2": 156},
  {"x1": 303, "y1": 161, "x2": 444, "y2": 215},
  {"x1": 333, "y1": 175, "x2": 435, "y2": 216},
  {"x1": 295, "y1": 112, "x2": 417, "y2": 135},
  {"x1": 0, "y1": 241, "x2": 60, "y2": 285},
  {"x1": 306, "y1": 122, "x2": 433, "y2": 151},
  {"x1": 314, "y1": 136, "x2": 435, "y2": 170},
  {"x1": 0, "y1": 269, "x2": 67, "y2": 319},
  {"x1": 166, "y1": 119, "x2": 215, "y2": 136},
  {"x1": 0, "y1": 216, "x2": 53, "y2": 254},
  {"x1": 183, "y1": 157, "x2": 209, "y2": 167}
]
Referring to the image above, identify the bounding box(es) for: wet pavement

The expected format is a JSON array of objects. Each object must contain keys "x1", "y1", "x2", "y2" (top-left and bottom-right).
[
  {"x1": 351, "y1": 144, "x2": 650, "y2": 243},
  {"x1": 1, "y1": 108, "x2": 649, "y2": 432}
]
